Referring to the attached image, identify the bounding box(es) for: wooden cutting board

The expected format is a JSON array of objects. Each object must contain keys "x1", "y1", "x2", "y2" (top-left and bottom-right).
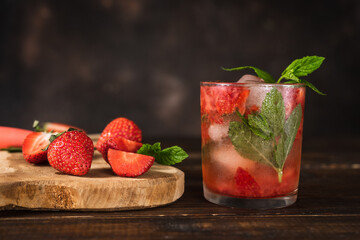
[{"x1": 0, "y1": 138, "x2": 184, "y2": 211}]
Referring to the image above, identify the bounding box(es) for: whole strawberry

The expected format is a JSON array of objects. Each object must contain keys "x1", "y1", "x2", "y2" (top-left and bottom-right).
[
  {"x1": 96, "y1": 117, "x2": 142, "y2": 155},
  {"x1": 47, "y1": 130, "x2": 94, "y2": 176}
]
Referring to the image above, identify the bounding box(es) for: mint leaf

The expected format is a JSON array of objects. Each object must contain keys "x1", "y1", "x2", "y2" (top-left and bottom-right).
[
  {"x1": 283, "y1": 104, "x2": 302, "y2": 158},
  {"x1": 137, "y1": 143, "x2": 157, "y2": 156},
  {"x1": 261, "y1": 88, "x2": 285, "y2": 137},
  {"x1": 281, "y1": 56, "x2": 325, "y2": 79},
  {"x1": 278, "y1": 56, "x2": 326, "y2": 95},
  {"x1": 229, "y1": 87, "x2": 302, "y2": 183},
  {"x1": 222, "y1": 66, "x2": 275, "y2": 83},
  {"x1": 228, "y1": 121, "x2": 278, "y2": 169},
  {"x1": 274, "y1": 135, "x2": 285, "y2": 182},
  {"x1": 156, "y1": 146, "x2": 189, "y2": 165},
  {"x1": 247, "y1": 113, "x2": 272, "y2": 140},
  {"x1": 300, "y1": 79, "x2": 326, "y2": 95},
  {"x1": 274, "y1": 104, "x2": 302, "y2": 182},
  {"x1": 137, "y1": 142, "x2": 188, "y2": 165}
]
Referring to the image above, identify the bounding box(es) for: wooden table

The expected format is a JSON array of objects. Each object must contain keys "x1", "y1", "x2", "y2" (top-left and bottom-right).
[{"x1": 0, "y1": 137, "x2": 359, "y2": 239}]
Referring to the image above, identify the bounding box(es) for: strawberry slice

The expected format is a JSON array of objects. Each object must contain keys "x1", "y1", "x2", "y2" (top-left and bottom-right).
[
  {"x1": 244, "y1": 104, "x2": 260, "y2": 117},
  {"x1": 100, "y1": 137, "x2": 143, "y2": 163},
  {"x1": 234, "y1": 167, "x2": 261, "y2": 198},
  {"x1": 43, "y1": 122, "x2": 85, "y2": 133},
  {"x1": 215, "y1": 86, "x2": 250, "y2": 115},
  {"x1": 0, "y1": 126, "x2": 32, "y2": 148},
  {"x1": 108, "y1": 149, "x2": 154, "y2": 177},
  {"x1": 22, "y1": 132, "x2": 52, "y2": 164},
  {"x1": 201, "y1": 85, "x2": 250, "y2": 124}
]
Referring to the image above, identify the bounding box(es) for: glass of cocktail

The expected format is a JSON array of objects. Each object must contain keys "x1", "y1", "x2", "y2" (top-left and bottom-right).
[{"x1": 200, "y1": 81, "x2": 306, "y2": 209}]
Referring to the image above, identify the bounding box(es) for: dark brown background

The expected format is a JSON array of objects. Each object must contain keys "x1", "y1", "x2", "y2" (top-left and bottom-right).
[{"x1": 0, "y1": 0, "x2": 359, "y2": 138}]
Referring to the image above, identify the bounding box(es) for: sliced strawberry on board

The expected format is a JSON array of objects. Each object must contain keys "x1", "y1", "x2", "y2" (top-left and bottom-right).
[
  {"x1": 96, "y1": 118, "x2": 142, "y2": 153},
  {"x1": 100, "y1": 137, "x2": 143, "y2": 163},
  {"x1": 43, "y1": 122, "x2": 85, "y2": 133},
  {"x1": 0, "y1": 126, "x2": 32, "y2": 149},
  {"x1": 108, "y1": 149, "x2": 154, "y2": 177},
  {"x1": 22, "y1": 132, "x2": 52, "y2": 164},
  {"x1": 234, "y1": 167, "x2": 261, "y2": 198},
  {"x1": 47, "y1": 130, "x2": 94, "y2": 176}
]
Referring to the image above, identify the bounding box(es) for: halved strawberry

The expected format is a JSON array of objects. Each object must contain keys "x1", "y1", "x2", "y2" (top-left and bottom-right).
[
  {"x1": 234, "y1": 167, "x2": 261, "y2": 198},
  {"x1": 96, "y1": 118, "x2": 142, "y2": 153},
  {"x1": 43, "y1": 122, "x2": 85, "y2": 133},
  {"x1": 100, "y1": 137, "x2": 143, "y2": 163},
  {"x1": 22, "y1": 132, "x2": 52, "y2": 164},
  {"x1": 108, "y1": 149, "x2": 154, "y2": 177}
]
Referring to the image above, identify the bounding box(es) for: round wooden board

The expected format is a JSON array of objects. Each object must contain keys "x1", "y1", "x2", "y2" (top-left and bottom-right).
[{"x1": 0, "y1": 149, "x2": 184, "y2": 211}]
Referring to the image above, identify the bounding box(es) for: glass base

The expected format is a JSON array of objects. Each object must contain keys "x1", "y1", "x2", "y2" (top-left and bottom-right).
[{"x1": 203, "y1": 185, "x2": 297, "y2": 209}]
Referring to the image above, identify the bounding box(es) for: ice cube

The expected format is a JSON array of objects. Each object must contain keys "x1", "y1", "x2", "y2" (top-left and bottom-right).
[
  {"x1": 237, "y1": 74, "x2": 264, "y2": 84},
  {"x1": 208, "y1": 123, "x2": 229, "y2": 142},
  {"x1": 246, "y1": 85, "x2": 273, "y2": 109},
  {"x1": 236, "y1": 75, "x2": 269, "y2": 109},
  {"x1": 210, "y1": 143, "x2": 256, "y2": 177}
]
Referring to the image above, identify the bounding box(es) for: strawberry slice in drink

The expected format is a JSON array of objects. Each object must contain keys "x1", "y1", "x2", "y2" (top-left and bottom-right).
[
  {"x1": 215, "y1": 86, "x2": 250, "y2": 115},
  {"x1": 234, "y1": 167, "x2": 261, "y2": 198},
  {"x1": 201, "y1": 84, "x2": 250, "y2": 125}
]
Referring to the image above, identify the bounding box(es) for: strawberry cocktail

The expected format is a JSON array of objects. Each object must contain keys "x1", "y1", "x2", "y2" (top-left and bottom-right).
[{"x1": 201, "y1": 56, "x2": 324, "y2": 208}]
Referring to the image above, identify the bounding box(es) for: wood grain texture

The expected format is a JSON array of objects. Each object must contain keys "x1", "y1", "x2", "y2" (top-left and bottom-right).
[
  {"x1": 0, "y1": 137, "x2": 359, "y2": 240},
  {"x1": 0, "y1": 150, "x2": 184, "y2": 211}
]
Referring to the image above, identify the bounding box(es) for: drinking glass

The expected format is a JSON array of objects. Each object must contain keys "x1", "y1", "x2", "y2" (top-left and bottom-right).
[{"x1": 200, "y1": 82, "x2": 305, "y2": 209}]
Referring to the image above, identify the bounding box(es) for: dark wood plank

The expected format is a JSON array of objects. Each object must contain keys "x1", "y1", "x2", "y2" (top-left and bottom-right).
[{"x1": 0, "y1": 215, "x2": 359, "y2": 240}]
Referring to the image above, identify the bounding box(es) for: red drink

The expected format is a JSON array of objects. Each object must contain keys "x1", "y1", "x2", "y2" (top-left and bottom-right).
[{"x1": 201, "y1": 82, "x2": 305, "y2": 208}]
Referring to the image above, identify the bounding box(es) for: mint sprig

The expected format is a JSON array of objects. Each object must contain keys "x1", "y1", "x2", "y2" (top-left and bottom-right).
[
  {"x1": 223, "y1": 56, "x2": 326, "y2": 95},
  {"x1": 137, "y1": 143, "x2": 188, "y2": 165},
  {"x1": 228, "y1": 88, "x2": 302, "y2": 182},
  {"x1": 222, "y1": 66, "x2": 275, "y2": 83}
]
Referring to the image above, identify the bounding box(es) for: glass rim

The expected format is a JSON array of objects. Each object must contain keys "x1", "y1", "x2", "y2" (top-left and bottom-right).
[{"x1": 200, "y1": 81, "x2": 306, "y2": 87}]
